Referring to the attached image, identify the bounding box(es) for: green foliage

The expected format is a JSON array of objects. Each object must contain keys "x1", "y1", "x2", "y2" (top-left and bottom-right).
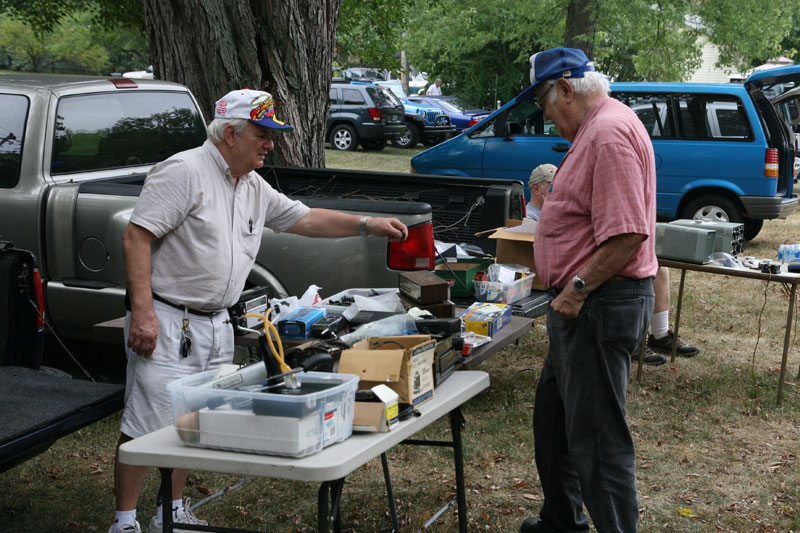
[
  {"x1": 0, "y1": 11, "x2": 110, "y2": 73},
  {"x1": 0, "y1": 0, "x2": 143, "y2": 34},
  {"x1": 336, "y1": 0, "x2": 407, "y2": 73}
]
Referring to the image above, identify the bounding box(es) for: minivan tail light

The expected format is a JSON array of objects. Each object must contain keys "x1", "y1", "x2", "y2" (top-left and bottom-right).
[
  {"x1": 387, "y1": 222, "x2": 435, "y2": 271},
  {"x1": 765, "y1": 148, "x2": 779, "y2": 177},
  {"x1": 521, "y1": 195, "x2": 527, "y2": 219},
  {"x1": 368, "y1": 108, "x2": 382, "y2": 122}
]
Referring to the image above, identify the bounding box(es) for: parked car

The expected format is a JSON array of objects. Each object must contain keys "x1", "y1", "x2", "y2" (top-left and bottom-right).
[
  {"x1": 407, "y1": 95, "x2": 490, "y2": 133},
  {"x1": 327, "y1": 81, "x2": 405, "y2": 151},
  {"x1": 411, "y1": 66, "x2": 800, "y2": 240},
  {"x1": 393, "y1": 98, "x2": 455, "y2": 148}
]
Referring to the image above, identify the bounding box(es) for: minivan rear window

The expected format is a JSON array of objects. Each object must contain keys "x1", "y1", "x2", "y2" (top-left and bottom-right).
[
  {"x1": 615, "y1": 92, "x2": 752, "y2": 141},
  {"x1": 0, "y1": 94, "x2": 29, "y2": 188},
  {"x1": 51, "y1": 91, "x2": 206, "y2": 175}
]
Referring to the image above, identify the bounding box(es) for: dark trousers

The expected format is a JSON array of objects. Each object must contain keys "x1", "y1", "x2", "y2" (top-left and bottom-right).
[{"x1": 534, "y1": 278, "x2": 653, "y2": 533}]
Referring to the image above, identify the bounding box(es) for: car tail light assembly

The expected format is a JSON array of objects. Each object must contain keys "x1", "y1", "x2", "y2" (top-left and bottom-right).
[
  {"x1": 367, "y1": 108, "x2": 382, "y2": 122},
  {"x1": 387, "y1": 222, "x2": 435, "y2": 271},
  {"x1": 764, "y1": 148, "x2": 779, "y2": 178},
  {"x1": 468, "y1": 117, "x2": 482, "y2": 127}
]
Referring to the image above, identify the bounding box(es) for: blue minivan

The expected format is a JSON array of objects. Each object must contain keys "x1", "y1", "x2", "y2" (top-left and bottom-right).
[{"x1": 411, "y1": 66, "x2": 800, "y2": 240}]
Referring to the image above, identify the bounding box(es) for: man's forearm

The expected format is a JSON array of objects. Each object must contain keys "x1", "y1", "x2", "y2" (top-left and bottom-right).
[
  {"x1": 576, "y1": 233, "x2": 647, "y2": 292},
  {"x1": 122, "y1": 223, "x2": 155, "y2": 311}
]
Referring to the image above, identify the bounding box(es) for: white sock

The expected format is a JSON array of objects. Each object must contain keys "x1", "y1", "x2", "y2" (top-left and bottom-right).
[
  {"x1": 651, "y1": 310, "x2": 669, "y2": 339},
  {"x1": 155, "y1": 499, "x2": 184, "y2": 525},
  {"x1": 114, "y1": 509, "x2": 137, "y2": 529}
]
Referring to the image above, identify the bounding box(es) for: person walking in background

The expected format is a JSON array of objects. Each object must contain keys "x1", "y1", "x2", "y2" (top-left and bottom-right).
[
  {"x1": 521, "y1": 47, "x2": 658, "y2": 533},
  {"x1": 426, "y1": 77, "x2": 443, "y2": 95},
  {"x1": 525, "y1": 163, "x2": 556, "y2": 222}
]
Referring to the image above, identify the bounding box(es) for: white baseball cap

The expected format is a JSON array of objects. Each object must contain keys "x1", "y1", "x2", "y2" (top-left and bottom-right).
[{"x1": 214, "y1": 89, "x2": 293, "y2": 131}]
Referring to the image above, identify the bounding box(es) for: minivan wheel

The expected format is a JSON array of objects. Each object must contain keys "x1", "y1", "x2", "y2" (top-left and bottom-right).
[
  {"x1": 330, "y1": 125, "x2": 359, "y2": 151},
  {"x1": 680, "y1": 195, "x2": 742, "y2": 225},
  {"x1": 392, "y1": 122, "x2": 419, "y2": 148},
  {"x1": 742, "y1": 218, "x2": 764, "y2": 241}
]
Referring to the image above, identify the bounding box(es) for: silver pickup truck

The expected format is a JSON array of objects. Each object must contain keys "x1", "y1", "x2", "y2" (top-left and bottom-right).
[{"x1": 0, "y1": 75, "x2": 524, "y2": 340}]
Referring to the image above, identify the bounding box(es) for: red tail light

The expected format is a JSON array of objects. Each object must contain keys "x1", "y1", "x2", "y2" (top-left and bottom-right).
[
  {"x1": 368, "y1": 108, "x2": 382, "y2": 122},
  {"x1": 32, "y1": 267, "x2": 44, "y2": 329},
  {"x1": 765, "y1": 148, "x2": 779, "y2": 177},
  {"x1": 521, "y1": 194, "x2": 527, "y2": 219},
  {"x1": 468, "y1": 117, "x2": 481, "y2": 127},
  {"x1": 387, "y1": 222, "x2": 435, "y2": 271}
]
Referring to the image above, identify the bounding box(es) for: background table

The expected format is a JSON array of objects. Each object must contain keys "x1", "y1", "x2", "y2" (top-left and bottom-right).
[
  {"x1": 119, "y1": 370, "x2": 490, "y2": 532},
  {"x1": 647, "y1": 259, "x2": 800, "y2": 404}
]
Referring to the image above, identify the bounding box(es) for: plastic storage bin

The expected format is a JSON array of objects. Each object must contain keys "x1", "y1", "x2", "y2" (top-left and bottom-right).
[
  {"x1": 474, "y1": 273, "x2": 535, "y2": 304},
  {"x1": 168, "y1": 370, "x2": 358, "y2": 457}
]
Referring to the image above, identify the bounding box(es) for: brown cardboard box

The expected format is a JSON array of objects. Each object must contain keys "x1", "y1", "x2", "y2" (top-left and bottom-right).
[
  {"x1": 339, "y1": 335, "x2": 435, "y2": 407},
  {"x1": 353, "y1": 385, "x2": 399, "y2": 433},
  {"x1": 488, "y1": 219, "x2": 545, "y2": 290}
]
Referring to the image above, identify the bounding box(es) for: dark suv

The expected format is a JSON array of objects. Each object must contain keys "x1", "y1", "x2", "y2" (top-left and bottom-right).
[{"x1": 327, "y1": 82, "x2": 405, "y2": 151}]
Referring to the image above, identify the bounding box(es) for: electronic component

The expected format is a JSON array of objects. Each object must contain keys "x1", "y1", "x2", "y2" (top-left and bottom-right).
[
  {"x1": 655, "y1": 224, "x2": 716, "y2": 264},
  {"x1": 668, "y1": 219, "x2": 744, "y2": 256},
  {"x1": 311, "y1": 315, "x2": 347, "y2": 339},
  {"x1": 227, "y1": 286, "x2": 270, "y2": 334},
  {"x1": 277, "y1": 307, "x2": 327, "y2": 340}
]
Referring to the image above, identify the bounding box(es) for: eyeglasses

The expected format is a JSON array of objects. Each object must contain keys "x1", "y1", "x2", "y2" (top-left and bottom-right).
[{"x1": 533, "y1": 81, "x2": 556, "y2": 113}]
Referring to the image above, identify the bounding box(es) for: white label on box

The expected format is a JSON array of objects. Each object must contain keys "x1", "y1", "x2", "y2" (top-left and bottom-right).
[{"x1": 322, "y1": 400, "x2": 342, "y2": 443}]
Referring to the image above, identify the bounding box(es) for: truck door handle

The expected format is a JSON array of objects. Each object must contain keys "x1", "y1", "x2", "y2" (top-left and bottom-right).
[{"x1": 552, "y1": 143, "x2": 569, "y2": 152}]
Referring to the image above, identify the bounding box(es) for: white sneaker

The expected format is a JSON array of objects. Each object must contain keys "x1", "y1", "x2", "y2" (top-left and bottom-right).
[
  {"x1": 147, "y1": 499, "x2": 208, "y2": 533},
  {"x1": 108, "y1": 521, "x2": 142, "y2": 533}
]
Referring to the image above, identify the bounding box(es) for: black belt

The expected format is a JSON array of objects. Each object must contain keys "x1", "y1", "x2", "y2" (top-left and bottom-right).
[{"x1": 124, "y1": 290, "x2": 221, "y2": 317}]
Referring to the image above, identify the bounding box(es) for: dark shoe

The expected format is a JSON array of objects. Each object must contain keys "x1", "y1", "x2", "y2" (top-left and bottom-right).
[
  {"x1": 642, "y1": 345, "x2": 667, "y2": 366},
  {"x1": 520, "y1": 517, "x2": 546, "y2": 532},
  {"x1": 648, "y1": 329, "x2": 699, "y2": 357}
]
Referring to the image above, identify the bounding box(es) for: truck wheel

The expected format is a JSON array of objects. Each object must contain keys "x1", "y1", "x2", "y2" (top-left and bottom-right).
[
  {"x1": 743, "y1": 218, "x2": 764, "y2": 241},
  {"x1": 680, "y1": 195, "x2": 742, "y2": 225},
  {"x1": 361, "y1": 138, "x2": 387, "y2": 151},
  {"x1": 330, "y1": 125, "x2": 359, "y2": 151},
  {"x1": 392, "y1": 122, "x2": 419, "y2": 148}
]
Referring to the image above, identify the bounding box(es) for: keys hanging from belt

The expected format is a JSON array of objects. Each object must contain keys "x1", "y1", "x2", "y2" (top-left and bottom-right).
[{"x1": 180, "y1": 314, "x2": 192, "y2": 358}]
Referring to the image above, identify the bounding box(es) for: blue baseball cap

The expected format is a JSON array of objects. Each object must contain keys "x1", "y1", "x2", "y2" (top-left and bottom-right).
[{"x1": 518, "y1": 47, "x2": 595, "y2": 103}]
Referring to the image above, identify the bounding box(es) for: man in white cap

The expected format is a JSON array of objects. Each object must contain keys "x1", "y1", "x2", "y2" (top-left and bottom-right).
[
  {"x1": 525, "y1": 163, "x2": 556, "y2": 222},
  {"x1": 520, "y1": 48, "x2": 657, "y2": 533},
  {"x1": 109, "y1": 89, "x2": 408, "y2": 533}
]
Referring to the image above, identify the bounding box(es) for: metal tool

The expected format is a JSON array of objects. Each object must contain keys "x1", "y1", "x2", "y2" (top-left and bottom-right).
[{"x1": 262, "y1": 352, "x2": 333, "y2": 390}]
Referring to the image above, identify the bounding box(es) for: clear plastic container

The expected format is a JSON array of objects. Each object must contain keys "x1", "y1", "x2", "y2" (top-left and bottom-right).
[
  {"x1": 474, "y1": 273, "x2": 535, "y2": 304},
  {"x1": 168, "y1": 370, "x2": 358, "y2": 457}
]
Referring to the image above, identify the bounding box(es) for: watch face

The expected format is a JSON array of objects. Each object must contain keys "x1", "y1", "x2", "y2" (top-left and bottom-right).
[{"x1": 573, "y1": 276, "x2": 586, "y2": 292}]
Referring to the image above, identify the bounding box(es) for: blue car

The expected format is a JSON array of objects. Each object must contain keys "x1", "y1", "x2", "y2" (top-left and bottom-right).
[
  {"x1": 411, "y1": 66, "x2": 800, "y2": 240},
  {"x1": 407, "y1": 95, "x2": 490, "y2": 133}
]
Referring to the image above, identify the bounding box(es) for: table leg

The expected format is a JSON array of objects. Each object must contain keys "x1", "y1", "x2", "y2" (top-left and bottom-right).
[
  {"x1": 449, "y1": 408, "x2": 468, "y2": 533},
  {"x1": 671, "y1": 269, "x2": 687, "y2": 364},
  {"x1": 779, "y1": 284, "x2": 796, "y2": 405},
  {"x1": 381, "y1": 453, "x2": 400, "y2": 532},
  {"x1": 159, "y1": 468, "x2": 174, "y2": 533},
  {"x1": 317, "y1": 478, "x2": 345, "y2": 533}
]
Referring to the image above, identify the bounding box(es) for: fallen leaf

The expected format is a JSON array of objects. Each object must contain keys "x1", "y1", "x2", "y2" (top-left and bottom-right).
[{"x1": 678, "y1": 507, "x2": 697, "y2": 518}]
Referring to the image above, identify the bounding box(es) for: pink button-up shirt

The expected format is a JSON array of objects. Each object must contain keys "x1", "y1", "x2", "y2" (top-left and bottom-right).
[{"x1": 534, "y1": 94, "x2": 658, "y2": 289}]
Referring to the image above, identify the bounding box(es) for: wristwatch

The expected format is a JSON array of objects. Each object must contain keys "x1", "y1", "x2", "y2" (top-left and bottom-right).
[
  {"x1": 359, "y1": 215, "x2": 371, "y2": 237},
  {"x1": 572, "y1": 275, "x2": 589, "y2": 295}
]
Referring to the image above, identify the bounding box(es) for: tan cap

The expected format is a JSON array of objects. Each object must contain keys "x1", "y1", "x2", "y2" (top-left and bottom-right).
[{"x1": 529, "y1": 163, "x2": 557, "y2": 187}]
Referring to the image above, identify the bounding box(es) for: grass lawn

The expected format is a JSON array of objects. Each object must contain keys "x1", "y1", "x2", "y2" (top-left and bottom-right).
[{"x1": 4, "y1": 146, "x2": 800, "y2": 531}]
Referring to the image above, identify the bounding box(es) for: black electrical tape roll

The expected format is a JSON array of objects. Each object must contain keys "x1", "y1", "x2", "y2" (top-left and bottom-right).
[{"x1": 398, "y1": 403, "x2": 421, "y2": 421}]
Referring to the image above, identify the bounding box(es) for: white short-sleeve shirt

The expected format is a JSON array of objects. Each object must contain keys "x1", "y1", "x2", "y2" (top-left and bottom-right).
[{"x1": 130, "y1": 140, "x2": 309, "y2": 310}]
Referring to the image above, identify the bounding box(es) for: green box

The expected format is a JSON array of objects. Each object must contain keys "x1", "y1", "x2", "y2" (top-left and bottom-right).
[{"x1": 434, "y1": 258, "x2": 494, "y2": 298}]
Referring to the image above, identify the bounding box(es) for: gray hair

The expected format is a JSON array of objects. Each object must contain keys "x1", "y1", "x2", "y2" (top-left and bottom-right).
[
  {"x1": 544, "y1": 71, "x2": 610, "y2": 106},
  {"x1": 207, "y1": 118, "x2": 249, "y2": 143}
]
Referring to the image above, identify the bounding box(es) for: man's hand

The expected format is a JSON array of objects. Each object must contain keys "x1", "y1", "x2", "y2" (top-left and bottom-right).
[
  {"x1": 550, "y1": 284, "x2": 587, "y2": 320},
  {"x1": 367, "y1": 217, "x2": 407, "y2": 241},
  {"x1": 128, "y1": 307, "x2": 159, "y2": 357}
]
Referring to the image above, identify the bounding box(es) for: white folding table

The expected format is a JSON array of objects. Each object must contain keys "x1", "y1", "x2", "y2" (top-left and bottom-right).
[{"x1": 119, "y1": 370, "x2": 491, "y2": 532}]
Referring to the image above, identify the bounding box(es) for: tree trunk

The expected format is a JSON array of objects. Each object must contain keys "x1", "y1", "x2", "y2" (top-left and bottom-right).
[
  {"x1": 142, "y1": 0, "x2": 341, "y2": 167},
  {"x1": 564, "y1": 0, "x2": 598, "y2": 59}
]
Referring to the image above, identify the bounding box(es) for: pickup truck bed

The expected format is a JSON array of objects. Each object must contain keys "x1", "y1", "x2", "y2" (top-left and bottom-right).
[{"x1": 0, "y1": 366, "x2": 123, "y2": 472}]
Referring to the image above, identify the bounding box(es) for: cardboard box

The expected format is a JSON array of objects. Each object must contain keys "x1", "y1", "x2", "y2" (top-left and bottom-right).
[
  {"x1": 459, "y1": 302, "x2": 512, "y2": 337},
  {"x1": 488, "y1": 219, "x2": 545, "y2": 290},
  {"x1": 339, "y1": 335, "x2": 435, "y2": 407},
  {"x1": 398, "y1": 271, "x2": 449, "y2": 304},
  {"x1": 353, "y1": 384, "x2": 399, "y2": 433}
]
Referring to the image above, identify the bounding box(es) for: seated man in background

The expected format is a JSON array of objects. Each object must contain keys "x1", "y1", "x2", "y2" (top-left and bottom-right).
[
  {"x1": 525, "y1": 163, "x2": 556, "y2": 222},
  {"x1": 641, "y1": 266, "x2": 700, "y2": 365}
]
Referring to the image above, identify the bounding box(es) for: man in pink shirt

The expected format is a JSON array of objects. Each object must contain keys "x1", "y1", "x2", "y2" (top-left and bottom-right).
[{"x1": 519, "y1": 48, "x2": 657, "y2": 533}]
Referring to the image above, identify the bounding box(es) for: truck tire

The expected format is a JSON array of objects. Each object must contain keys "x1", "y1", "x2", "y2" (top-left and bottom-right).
[
  {"x1": 680, "y1": 195, "x2": 742, "y2": 225},
  {"x1": 361, "y1": 138, "x2": 387, "y2": 151},
  {"x1": 330, "y1": 124, "x2": 359, "y2": 151},
  {"x1": 392, "y1": 121, "x2": 419, "y2": 148}
]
